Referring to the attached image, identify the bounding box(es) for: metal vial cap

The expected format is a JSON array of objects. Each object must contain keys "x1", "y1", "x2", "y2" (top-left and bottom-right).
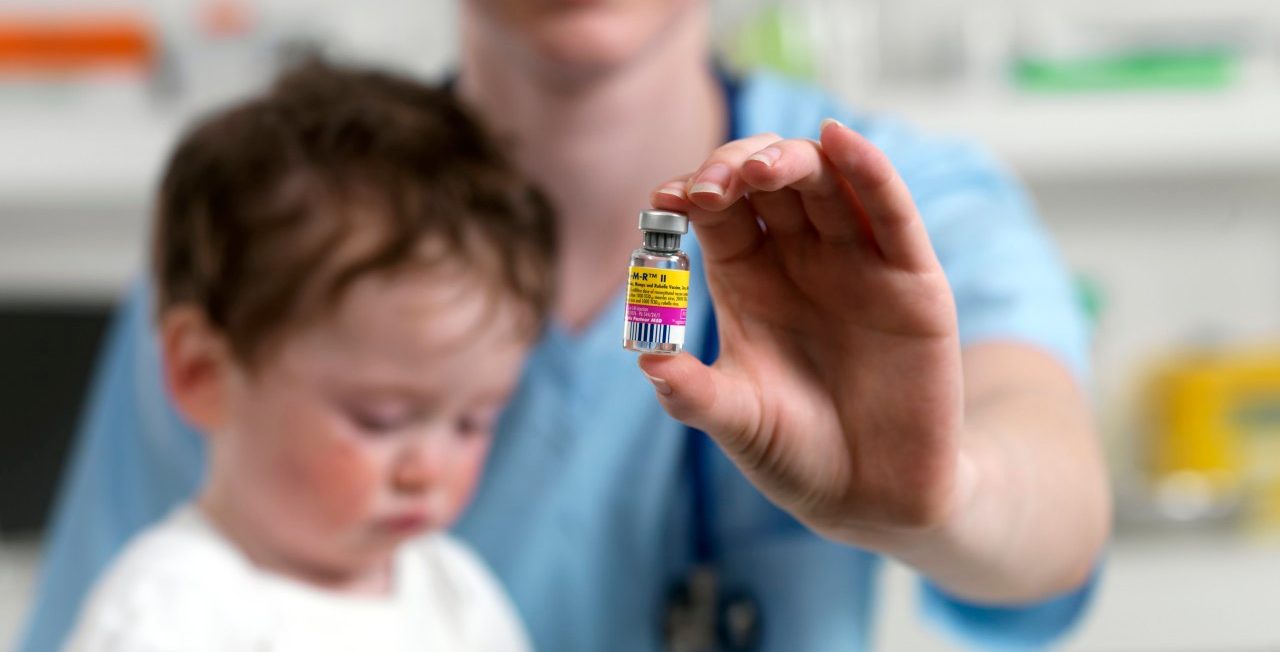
[{"x1": 638, "y1": 210, "x2": 689, "y2": 235}]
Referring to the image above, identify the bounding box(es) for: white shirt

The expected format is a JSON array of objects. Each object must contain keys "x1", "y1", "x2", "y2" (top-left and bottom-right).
[{"x1": 63, "y1": 505, "x2": 533, "y2": 652}]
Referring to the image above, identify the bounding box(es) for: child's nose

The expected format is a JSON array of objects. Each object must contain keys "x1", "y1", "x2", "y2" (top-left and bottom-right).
[{"x1": 391, "y1": 437, "x2": 448, "y2": 493}]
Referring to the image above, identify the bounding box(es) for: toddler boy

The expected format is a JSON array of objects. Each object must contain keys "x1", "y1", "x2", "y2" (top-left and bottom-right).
[{"x1": 63, "y1": 61, "x2": 555, "y2": 652}]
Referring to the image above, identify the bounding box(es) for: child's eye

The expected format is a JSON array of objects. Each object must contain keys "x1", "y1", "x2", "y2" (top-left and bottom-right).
[
  {"x1": 347, "y1": 406, "x2": 415, "y2": 435},
  {"x1": 455, "y1": 411, "x2": 498, "y2": 439}
]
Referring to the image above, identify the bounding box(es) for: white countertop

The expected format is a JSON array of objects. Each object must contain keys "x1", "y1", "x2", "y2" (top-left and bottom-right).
[
  {"x1": 878, "y1": 531, "x2": 1280, "y2": 651},
  {"x1": 3, "y1": 531, "x2": 1279, "y2": 651}
]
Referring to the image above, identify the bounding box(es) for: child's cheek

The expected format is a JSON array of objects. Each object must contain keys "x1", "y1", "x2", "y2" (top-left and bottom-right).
[
  {"x1": 282, "y1": 433, "x2": 385, "y2": 529},
  {"x1": 444, "y1": 437, "x2": 493, "y2": 525}
]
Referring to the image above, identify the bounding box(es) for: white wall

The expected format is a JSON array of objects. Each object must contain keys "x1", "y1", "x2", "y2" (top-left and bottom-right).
[{"x1": 1041, "y1": 176, "x2": 1280, "y2": 399}]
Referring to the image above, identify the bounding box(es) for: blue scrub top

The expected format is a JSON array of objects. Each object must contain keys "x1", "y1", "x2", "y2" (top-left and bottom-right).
[{"x1": 19, "y1": 71, "x2": 1095, "y2": 652}]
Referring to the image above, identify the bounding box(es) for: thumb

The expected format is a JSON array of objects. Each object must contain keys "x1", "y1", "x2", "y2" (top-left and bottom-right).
[{"x1": 637, "y1": 352, "x2": 757, "y2": 451}]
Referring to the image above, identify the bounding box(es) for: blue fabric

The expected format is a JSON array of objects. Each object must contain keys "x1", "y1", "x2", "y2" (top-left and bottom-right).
[
  {"x1": 922, "y1": 572, "x2": 1099, "y2": 652},
  {"x1": 19, "y1": 71, "x2": 1095, "y2": 652},
  {"x1": 17, "y1": 284, "x2": 206, "y2": 652}
]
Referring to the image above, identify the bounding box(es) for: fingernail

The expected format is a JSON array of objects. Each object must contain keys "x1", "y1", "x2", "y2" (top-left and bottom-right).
[
  {"x1": 642, "y1": 371, "x2": 674, "y2": 396},
  {"x1": 656, "y1": 183, "x2": 686, "y2": 200},
  {"x1": 689, "y1": 164, "x2": 730, "y2": 197},
  {"x1": 821, "y1": 117, "x2": 845, "y2": 132},
  {"x1": 747, "y1": 147, "x2": 781, "y2": 168}
]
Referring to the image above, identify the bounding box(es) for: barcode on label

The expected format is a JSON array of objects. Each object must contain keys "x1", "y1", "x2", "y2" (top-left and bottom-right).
[{"x1": 625, "y1": 321, "x2": 686, "y2": 346}]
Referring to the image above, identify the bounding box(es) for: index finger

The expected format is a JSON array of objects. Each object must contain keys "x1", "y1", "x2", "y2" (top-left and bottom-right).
[
  {"x1": 684, "y1": 133, "x2": 785, "y2": 211},
  {"x1": 650, "y1": 173, "x2": 767, "y2": 266},
  {"x1": 740, "y1": 137, "x2": 869, "y2": 245}
]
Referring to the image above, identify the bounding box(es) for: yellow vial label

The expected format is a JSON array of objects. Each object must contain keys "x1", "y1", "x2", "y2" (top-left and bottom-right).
[{"x1": 627, "y1": 267, "x2": 689, "y2": 309}]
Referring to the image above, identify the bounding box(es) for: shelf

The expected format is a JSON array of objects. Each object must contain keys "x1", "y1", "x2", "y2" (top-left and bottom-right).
[
  {"x1": 0, "y1": 105, "x2": 179, "y2": 302},
  {"x1": 858, "y1": 84, "x2": 1280, "y2": 181},
  {"x1": 3, "y1": 83, "x2": 1280, "y2": 300},
  {"x1": 0, "y1": 108, "x2": 183, "y2": 208}
]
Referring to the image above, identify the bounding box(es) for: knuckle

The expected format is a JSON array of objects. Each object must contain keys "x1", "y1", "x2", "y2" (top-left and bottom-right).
[
  {"x1": 893, "y1": 497, "x2": 950, "y2": 529},
  {"x1": 881, "y1": 482, "x2": 955, "y2": 529},
  {"x1": 855, "y1": 149, "x2": 898, "y2": 190}
]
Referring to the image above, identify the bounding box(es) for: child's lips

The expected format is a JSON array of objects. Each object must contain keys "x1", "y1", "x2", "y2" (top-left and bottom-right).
[{"x1": 378, "y1": 512, "x2": 431, "y2": 535}]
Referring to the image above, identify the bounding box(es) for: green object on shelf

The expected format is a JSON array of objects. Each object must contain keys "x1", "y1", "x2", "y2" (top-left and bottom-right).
[
  {"x1": 726, "y1": 4, "x2": 817, "y2": 81},
  {"x1": 1074, "y1": 274, "x2": 1106, "y2": 333},
  {"x1": 1013, "y1": 50, "x2": 1238, "y2": 93}
]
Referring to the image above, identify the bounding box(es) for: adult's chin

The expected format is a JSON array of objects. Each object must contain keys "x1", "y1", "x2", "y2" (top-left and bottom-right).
[
  {"x1": 534, "y1": 10, "x2": 653, "y2": 66},
  {"x1": 468, "y1": 0, "x2": 696, "y2": 86}
]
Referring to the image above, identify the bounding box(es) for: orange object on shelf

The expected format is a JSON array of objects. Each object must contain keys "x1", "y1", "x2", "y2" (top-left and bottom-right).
[
  {"x1": 200, "y1": 0, "x2": 254, "y2": 39},
  {"x1": 0, "y1": 12, "x2": 156, "y2": 74}
]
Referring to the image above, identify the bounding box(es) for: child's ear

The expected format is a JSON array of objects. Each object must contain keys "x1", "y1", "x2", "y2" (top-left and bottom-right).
[{"x1": 159, "y1": 306, "x2": 235, "y2": 435}]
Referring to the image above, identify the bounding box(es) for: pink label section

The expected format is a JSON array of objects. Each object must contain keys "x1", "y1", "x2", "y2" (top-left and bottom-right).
[{"x1": 626, "y1": 303, "x2": 687, "y2": 326}]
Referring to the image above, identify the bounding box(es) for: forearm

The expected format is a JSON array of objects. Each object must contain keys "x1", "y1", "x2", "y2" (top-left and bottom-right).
[
  {"x1": 843, "y1": 342, "x2": 1110, "y2": 603},
  {"x1": 913, "y1": 391, "x2": 1107, "y2": 603}
]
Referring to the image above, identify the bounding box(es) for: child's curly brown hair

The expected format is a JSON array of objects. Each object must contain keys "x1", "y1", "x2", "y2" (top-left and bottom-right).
[{"x1": 153, "y1": 60, "x2": 556, "y2": 365}]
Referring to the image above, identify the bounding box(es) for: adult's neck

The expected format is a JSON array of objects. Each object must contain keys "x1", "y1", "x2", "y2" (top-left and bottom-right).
[{"x1": 455, "y1": 8, "x2": 726, "y2": 329}]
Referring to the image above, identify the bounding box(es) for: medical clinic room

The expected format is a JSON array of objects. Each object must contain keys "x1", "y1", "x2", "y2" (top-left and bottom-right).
[{"x1": 2, "y1": 0, "x2": 1279, "y2": 650}]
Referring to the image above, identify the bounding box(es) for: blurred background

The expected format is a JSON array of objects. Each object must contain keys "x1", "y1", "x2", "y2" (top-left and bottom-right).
[{"x1": 2, "y1": 0, "x2": 1279, "y2": 649}]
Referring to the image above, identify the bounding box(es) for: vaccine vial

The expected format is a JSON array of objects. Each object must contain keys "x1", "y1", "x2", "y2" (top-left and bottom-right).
[{"x1": 623, "y1": 210, "x2": 690, "y2": 355}]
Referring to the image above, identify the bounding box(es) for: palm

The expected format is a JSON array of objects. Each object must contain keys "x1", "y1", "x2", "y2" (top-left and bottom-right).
[{"x1": 644, "y1": 122, "x2": 964, "y2": 536}]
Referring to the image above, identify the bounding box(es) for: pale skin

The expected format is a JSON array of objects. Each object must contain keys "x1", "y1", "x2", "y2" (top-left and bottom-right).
[
  {"x1": 457, "y1": 0, "x2": 1108, "y2": 603},
  {"x1": 643, "y1": 125, "x2": 1109, "y2": 602},
  {"x1": 162, "y1": 269, "x2": 528, "y2": 596}
]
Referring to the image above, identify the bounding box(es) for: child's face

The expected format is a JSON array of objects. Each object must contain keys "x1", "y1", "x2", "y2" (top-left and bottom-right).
[{"x1": 208, "y1": 269, "x2": 530, "y2": 582}]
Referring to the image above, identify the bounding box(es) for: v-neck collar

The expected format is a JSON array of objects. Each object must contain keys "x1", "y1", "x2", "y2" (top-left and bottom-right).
[{"x1": 537, "y1": 65, "x2": 742, "y2": 352}]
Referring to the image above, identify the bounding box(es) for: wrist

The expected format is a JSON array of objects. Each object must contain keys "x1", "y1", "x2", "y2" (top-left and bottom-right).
[
  {"x1": 816, "y1": 430, "x2": 1045, "y2": 603},
  {"x1": 813, "y1": 439, "x2": 986, "y2": 560}
]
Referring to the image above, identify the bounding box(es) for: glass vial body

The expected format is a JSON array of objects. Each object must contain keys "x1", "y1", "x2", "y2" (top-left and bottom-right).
[{"x1": 623, "y1": 247, "x2": 691, "y2": 354}]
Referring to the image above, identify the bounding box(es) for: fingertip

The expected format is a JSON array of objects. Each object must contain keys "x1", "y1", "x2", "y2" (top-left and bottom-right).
[
  {"x1": 655, "y1": 183, "x2": 687, "y2": 200},
  {"x1": 636, "y1": 351, "x2": 667, "y2": 375},
  {"x1": 740, "y1": 157, "x2": 787, "y2": 192},
  {"x1": 638, "y1": 367, "x2": 674, "y2": 396},
  {"x1": 821, "y1": 117, "x2": 878, "y2": 155},
  {"x1": 746, "y1": 145, "x2": 781, "y2": 168},
  {"x1": 820, "y1": 117, "x2": 847, "y2": 138},
  {"x1": 638, "y1": 353, "x2": 685, "y2": 403},
  {"x1": 686, "y1": 161, "x2": 738, "y2": 209},
  {"x1": 637, "y1": 349, "x2": 688, "y2": 375},
  {"x1": 685, "y1": 189, "x2": 731, "y2": 212},
  {"x1": 637, "y1": 350, "x2": 706, "y2": 392},
  {"x1": 818, "y1": 117, "x2": 854, "y2": 150},
  {"x1": 638, "y1": 351, "x2": 717, "y2": 423},
  {"x1": 651, "y1": 186, "x2": 691, "y2": 212},
  {"x1": 821, "y1": 125, "x2": 895, "y2": 189}
]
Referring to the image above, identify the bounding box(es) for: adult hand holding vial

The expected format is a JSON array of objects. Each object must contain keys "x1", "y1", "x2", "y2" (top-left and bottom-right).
[{"x1": 635, "y1": 121, "x2": 1107, "y2": 604}]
